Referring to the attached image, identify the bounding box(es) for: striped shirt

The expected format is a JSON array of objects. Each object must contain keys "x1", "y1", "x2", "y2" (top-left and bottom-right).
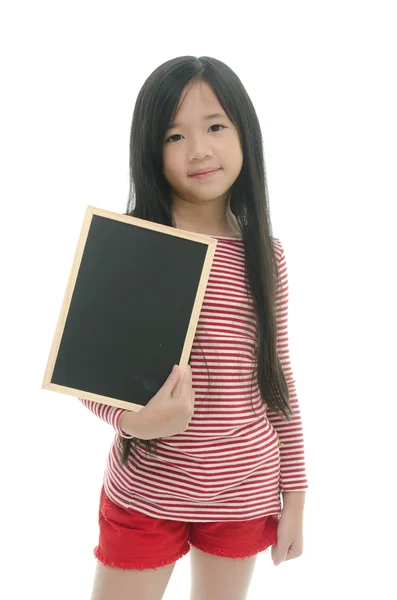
[{"x1": 80, "y1": 236, "x2": 308, "y2": 522}]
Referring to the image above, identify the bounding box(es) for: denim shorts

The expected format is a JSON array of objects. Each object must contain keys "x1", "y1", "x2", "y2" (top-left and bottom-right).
[{"x1": 94, "y1": 485, "x2": 280, "y2": 570}]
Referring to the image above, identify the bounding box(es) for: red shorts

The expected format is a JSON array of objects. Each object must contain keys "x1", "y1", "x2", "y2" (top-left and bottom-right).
[{"x1": 94, "y1": 485, "x2": 280, "y2": 570}]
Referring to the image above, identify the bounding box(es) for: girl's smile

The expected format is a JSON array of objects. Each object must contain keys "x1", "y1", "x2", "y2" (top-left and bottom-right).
[{"x1": 189, "y1": 167, "x2": 222, "y2": 179}]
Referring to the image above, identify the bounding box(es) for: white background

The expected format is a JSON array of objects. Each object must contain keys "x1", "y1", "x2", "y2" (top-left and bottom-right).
[{"x1": 1, "y1": 1, "x2": 396, "y2": 598}]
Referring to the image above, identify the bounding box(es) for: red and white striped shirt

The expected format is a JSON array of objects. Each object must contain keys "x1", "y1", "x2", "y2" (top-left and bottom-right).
[{"x1": 80, "y1": 236, "x2": 308, "y2": 522}]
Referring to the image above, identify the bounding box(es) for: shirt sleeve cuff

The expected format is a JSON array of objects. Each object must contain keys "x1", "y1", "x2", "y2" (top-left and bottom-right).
[{"x1": 114, "y1": 409, "x2": 135, "y2": 439}]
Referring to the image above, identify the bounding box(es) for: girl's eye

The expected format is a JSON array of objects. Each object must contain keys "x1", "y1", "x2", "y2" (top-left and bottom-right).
[
  {"x1": 209, "y1": 124, "x2": 224, "y2": 133},
  {"x1": 165, "y1": 124, "x2": 225, "y2": 144},
  {"x1": 165, "y1": 134, "x2": 182, "y2": 144}
]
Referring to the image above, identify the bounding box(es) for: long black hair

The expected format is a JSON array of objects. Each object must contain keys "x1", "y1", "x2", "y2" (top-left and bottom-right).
[{"x1": 117, "y1": 55, "x2": 293, "y2": 466}]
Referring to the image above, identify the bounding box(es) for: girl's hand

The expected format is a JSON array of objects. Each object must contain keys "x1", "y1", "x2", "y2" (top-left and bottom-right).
[
  {"x1": 271, "y1": 505, "x2": 304, "y2": 566},
  {"x1": 132, "y1": 365, "x2": 195, "y2": 440}
]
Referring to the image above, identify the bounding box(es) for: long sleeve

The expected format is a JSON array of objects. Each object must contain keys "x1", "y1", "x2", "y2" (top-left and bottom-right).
[
  {"x1": 78, "y1": 398, "x2": 135, "y2": 439},
  {"x1": 266, "y1": 239, "x2": 309, "y2": 492}
]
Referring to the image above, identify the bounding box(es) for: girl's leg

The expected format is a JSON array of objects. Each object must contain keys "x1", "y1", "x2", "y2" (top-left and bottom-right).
[
  {"x1": 189, "y1": 547, "x2": 258, "y2": 600},
  {"x1": 90, "y1": 559, "x2": 177, "y2": 600}
]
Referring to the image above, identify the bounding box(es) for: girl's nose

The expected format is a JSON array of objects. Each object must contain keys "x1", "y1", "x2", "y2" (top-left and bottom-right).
[{"x1": 187, "y1": 137, "x2": 213, "y2": 161}]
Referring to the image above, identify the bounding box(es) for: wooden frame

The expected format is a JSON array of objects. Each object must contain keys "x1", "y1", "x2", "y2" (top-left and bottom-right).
[{"x1": 42, "y1": 205, "x2": 217, "y2": 412}]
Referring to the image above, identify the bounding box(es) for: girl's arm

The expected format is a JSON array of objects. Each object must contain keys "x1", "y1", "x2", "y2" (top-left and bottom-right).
[
  {"x1": 78, "y1": 398, "x2": 135, "y2": 439},
  {"x1": 266, "y1": 239, "x2": 309, "y2": 493}
]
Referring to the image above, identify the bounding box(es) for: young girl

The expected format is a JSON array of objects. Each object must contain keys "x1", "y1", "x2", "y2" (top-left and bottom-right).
[{"x1": 80, "y1": 55, "x2": 308, "y2": 600}]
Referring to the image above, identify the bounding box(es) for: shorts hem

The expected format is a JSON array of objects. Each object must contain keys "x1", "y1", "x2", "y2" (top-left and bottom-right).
[
  {"x1": 93, "y1": 543, "x2": 190, "y2": 571},
  {"x1": 189, "y1": 539, "x2": 274, "y2": 560}
]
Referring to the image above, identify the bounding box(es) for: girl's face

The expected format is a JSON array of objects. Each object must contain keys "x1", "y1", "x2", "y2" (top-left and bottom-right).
[{"x1": 162, "y1": 80, "x2": 243, "y2": 207}]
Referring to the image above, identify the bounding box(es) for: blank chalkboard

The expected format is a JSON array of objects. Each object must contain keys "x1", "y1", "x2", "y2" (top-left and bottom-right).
[{"x1": 42, "y1": 206, "x2": 217, "y2": 412}]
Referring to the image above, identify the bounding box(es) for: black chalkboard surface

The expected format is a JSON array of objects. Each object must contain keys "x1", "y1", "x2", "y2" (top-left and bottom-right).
[{"x1": 42, "y1": 206, "x2": 217, "y2": 412}]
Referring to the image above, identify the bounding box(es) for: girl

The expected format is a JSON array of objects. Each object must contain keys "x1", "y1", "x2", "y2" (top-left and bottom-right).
[{"x1": 80, "y1": 55, "x2": 308, "y2": 600}]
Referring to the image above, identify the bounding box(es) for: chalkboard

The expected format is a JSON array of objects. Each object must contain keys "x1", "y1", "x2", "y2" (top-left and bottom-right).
[{"x1": 42, "y1": 206, "x2": 217, "y2": 412}]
